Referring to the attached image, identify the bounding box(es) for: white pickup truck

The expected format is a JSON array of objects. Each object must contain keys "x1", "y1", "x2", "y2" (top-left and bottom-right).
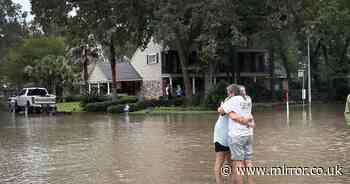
[{"x1": 11, "y1": 88, "x2": 56, "y2": 112}]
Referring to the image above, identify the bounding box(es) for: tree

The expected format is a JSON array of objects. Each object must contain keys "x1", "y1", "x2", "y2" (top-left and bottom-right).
[
  {"x1": 24, "y1": 55, "x2": 76, "y2": 96},
  {"x1": 152, "y1": 0, "x2": 209, "y2": 98},
  {"x1": 31, "y1": 0, "x2": 153, "y2": 97},
  {"x1": 0, "y1": 0, "x2": 28, "y2": 87},
  {"x1": 2, "y1": 36, "x2": 66, "y2": 89}
]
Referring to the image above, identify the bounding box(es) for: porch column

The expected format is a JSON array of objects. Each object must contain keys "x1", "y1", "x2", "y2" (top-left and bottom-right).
[
  {"x1": 107, "y1": 82, "x2": 111, "y2": 95},
  {"x1": 213, "y1": 78, "x2": 217, "y2": 85},
  {"x1": 169, "y1": 77, "x2": 173, "y2": 87},
  {"x1": 88, "y1": 83, "x2": 91, "y2": 95},
  {"x1": 192, "y1": 77, "x2": 196, "y2": 95},
  {"x1": 97, "y1": 82, "x2": 100, "y2": 96}
]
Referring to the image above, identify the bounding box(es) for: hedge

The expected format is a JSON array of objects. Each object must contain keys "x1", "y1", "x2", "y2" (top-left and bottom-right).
[
  {"x1": 84, "y1": 96, "x2": 138, "y2": 112},
  {"x1": 107, "y1": 101, "x2": 151, "y2": 113},
  {"x1": 107, "y1": 104, "x2": 125, "y2": 113}
]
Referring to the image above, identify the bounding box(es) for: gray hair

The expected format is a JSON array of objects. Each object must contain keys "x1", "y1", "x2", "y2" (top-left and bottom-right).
[
  {"x1": 238, "y1": 85, "x2": 247, "y2": 100},
  {"x1": 226, "y1": 84, "x2": 238, "y2": 96}
]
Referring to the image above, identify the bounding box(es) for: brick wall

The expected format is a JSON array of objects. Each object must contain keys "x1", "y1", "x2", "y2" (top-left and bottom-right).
[{"x1": 140, "y1": 80, "x2": 163, "y2": 98}]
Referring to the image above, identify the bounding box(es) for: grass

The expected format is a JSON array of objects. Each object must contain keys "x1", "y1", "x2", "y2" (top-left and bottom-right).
[
  {"x1": 129, "y1": 106, "x2": 217, "y2": 115},
  {"x1": 57, "y1": 102, "x2": 83, "y2": 112}
]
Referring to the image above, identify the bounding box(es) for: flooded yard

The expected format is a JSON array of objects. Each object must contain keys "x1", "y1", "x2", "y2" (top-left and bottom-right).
[{"x1": 0, "y1": 104, "x2": 349, "y2": 183}]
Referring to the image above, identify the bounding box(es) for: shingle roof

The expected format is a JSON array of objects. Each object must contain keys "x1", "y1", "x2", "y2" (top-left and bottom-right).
[{"x1": 88, "y1": 62, "x2": 142, "y2": 83}]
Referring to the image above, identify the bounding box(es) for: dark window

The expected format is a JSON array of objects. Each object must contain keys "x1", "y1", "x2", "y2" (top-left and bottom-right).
[
  {"x1": 147, "y1": 53, "x2": 159, "y2": 64},
  {"x1": 27, "y1": 89, "x2": 47, "y2": 96},
  {"x1": 161, "y1": 51, "x2": 181, "y2": 74}
]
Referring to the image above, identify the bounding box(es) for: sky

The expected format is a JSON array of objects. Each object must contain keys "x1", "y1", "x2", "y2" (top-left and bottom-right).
[{"x1": 12, "y1": 0, "x2": 33, "y2": 22}]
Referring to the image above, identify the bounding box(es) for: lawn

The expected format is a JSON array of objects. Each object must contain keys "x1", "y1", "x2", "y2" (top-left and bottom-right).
[{"x1": 57, "y1": 102, "x2": 82, "y2": 112}]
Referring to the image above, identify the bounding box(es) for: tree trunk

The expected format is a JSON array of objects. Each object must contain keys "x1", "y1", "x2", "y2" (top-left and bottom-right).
[
  {"x1": 321, "y1": 44, "x2": 332, "y2": 100},
  {"x1": 175, "y1": 38, "x2": 192, "y2": 98},
  {"x1": 277, "y1": 34, "x2": 290, "y2": 80},
  {"x1": 110, "y1": 38, "x2": 117, "y2": 97},
  {"x1": 269, "y1": 48, "x2": 276, "y2": 100},
  {"x1": 280, "y1": 49, "x2": 290, "y2": 80},
  {"x1": 82, "y1": 48, "x2": 89, "y2": 95},
  {"x1": 310, "y1": 39, "x2": 322, "y2": 90},
  {"x1": 339, "y1": 37, "x2": 350, "y2": 66},
  {"x1": 204, "y1": 61, "x2": 215, "y2": 95}
]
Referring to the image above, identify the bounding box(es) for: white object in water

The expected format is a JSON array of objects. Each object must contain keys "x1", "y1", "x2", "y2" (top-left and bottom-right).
[{"x1": 124, "y1": 104, "x2": 130, "y2": 112}]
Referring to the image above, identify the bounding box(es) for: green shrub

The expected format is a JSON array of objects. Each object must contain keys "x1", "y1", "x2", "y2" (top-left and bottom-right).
[
  {"x1": 107, "y1": 105, "x2": 125, "y2": 113},
  {"x1": 158, "y1": 97, "x2": 186, "y2": 107},
  {"x1": 64, "y1": 95, "x2": 85, "y2": 102},
  {"x1": 80, "y1": 95, "x2": 110, "y2": 107},
  {"x1": 203, "y1": 80, "x2": 229, "y2": 109},
  {"x1": 129, "y1": 102, "x2": 145, "y2": 112},
  {"x1": 84, "y1": 100, "x2": 120, "y2": 112},
  {"x1": 119, "y1": 96, "x2": 138, "y2": 104},
  {"x1": 83, "y1": 95, "x2": 138, "y2": 112}
]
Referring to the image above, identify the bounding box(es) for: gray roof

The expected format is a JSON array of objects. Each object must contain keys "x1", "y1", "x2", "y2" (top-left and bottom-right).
[{"x1": 88, "y1": 62, "x2": 142, "y2": 83}]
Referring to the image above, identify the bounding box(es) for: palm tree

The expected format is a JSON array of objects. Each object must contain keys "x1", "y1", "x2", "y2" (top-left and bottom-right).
[{"x1": 69, "y1": 40, "x2": 99, "y2": 95}]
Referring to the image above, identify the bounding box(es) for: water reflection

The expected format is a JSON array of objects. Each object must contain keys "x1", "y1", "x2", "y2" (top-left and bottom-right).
[{"x1": 0, "y1": 104, "x2": 349, "y2": 184}]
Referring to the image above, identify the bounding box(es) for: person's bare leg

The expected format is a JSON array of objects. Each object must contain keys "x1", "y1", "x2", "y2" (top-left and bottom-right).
[
  {"x1": 225, "y1": 152, "x2": 233, "y2": 167},
  {"x1": 214, "y1": 152, "x2": 225, "y2": 184},
  {"x1": 233, "y1": 161, "x2": 244, "y2": 184},
  {"x1": 224, "y1": 152, "x2": 233, "y2": 183},
  {"x1": 245, "y1": 160, "x2": 254, "y2": 184}
]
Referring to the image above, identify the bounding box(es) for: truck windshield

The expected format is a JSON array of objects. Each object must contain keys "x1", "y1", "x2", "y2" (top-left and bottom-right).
[{"x1": 27, "y1": 89, "x2": 47, "y2": 96}]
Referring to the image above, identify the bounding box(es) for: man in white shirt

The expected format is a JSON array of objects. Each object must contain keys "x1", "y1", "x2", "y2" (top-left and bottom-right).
[{"x1": 218, "y1": 85, "x2": 254, "y2": 184}]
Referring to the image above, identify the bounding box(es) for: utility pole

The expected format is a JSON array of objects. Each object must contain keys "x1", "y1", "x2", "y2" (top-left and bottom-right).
[{"x1": 307, "y1": 36, "x2": 312, "y2": 104}]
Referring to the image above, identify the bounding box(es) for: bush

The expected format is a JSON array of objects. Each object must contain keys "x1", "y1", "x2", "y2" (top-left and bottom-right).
[
  {"x1": 203, "y1": 81, "x2": 229, "y2": 109},
  {"x1": 83, "y1": 95, "x2": 138, "y2": 112},
  {"x1": 80, "y1": 95, "x2": 111, "y2": 107},
  {"x1": 158, "y1": 96, "x2": 186, "y2": 107},
  {"x1": 107, "y1": 102, "x2": 146, "y2": 113},
  {"x1": 64, "y1": 95, "x2": 85, "y2": 102},
  {"x1": 107, "y1": 105, "x2": 125, "y2": 113},
  {"x1": 129, "y1": 101, "x2": 146, "y2": 112},
  {"x1": 84, "y1": 100, "x2": 119, "y2": 112},
  {"x1": 119, "y1": 95, "x2": 138, "y2": 104}
]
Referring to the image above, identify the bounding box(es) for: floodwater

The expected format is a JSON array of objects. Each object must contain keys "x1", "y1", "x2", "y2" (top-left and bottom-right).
[{"x1": 0, "y1": 104, "x2": 349, "y2": 184}]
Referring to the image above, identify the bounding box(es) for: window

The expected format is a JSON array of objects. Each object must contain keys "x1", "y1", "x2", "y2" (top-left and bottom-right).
[
  {"x1": 147, "y1": 53, "x2": 159, "y2": 64},
  {"x1": 27, "y1": 89, "x2": 47, "y2": 96}
]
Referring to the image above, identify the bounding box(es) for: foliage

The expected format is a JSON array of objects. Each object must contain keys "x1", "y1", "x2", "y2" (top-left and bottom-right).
[
  {"x1": 3, "y1": 0, "x2": 350, "y2": 101},
  {"x1": 203, "y1": 80, "x2": 229, "y2": 109},
  {"x1": 24, "y1": 55, "x2": 77, "y2": 94},
  {"x1": 31, "y1": 0, "x2": 154, "y2": 95},
  {"x1": 107, "y1": 104, "x2": 125, "y2": 113},
  {"x1": 0, "y1": 0, "x2": 28, "y2": 88},
  {"x1": 2, "y1": 36, "x2": 66, "y2": 88},
  {"x1": 83, "y1": 96, "x2": 138, "y2": 112},
  {"x1": 57, "y1": 102, "x2": 82, "y2": 112}
]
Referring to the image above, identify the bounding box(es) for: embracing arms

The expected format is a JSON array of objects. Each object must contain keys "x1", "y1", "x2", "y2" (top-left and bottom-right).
[{"x1": 218, "y1": 106, "x2": 254, "y2": 127}]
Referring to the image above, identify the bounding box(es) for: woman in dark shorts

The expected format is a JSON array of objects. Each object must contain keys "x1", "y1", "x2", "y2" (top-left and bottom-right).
[{"x1": 213, "y1": 84, "x2": 236, "y2": 184}]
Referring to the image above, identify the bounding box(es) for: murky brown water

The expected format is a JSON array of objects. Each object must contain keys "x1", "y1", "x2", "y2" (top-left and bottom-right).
[{"x1": 0, "y1": 104, "x2": 349, "y2": 184}]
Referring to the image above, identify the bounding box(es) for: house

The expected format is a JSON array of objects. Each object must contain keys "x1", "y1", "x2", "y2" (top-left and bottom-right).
[
  {"x1": 130, "y1": 39, "x2": 204, "y2": 98},
  {"x1": 86, "y1": 39, "x2": 276, "y2": 99},
  {"x1": 130, "y1": 39, "x2": 273, "y2": 98},
  {"x1": 86, "y1": 61, "x2": 142, "y2": 96}
]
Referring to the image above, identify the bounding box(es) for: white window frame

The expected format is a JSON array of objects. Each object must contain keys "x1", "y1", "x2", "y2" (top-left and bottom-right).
[{"x1": 146, "y1": 53, "x2": 159, "y2": 65}]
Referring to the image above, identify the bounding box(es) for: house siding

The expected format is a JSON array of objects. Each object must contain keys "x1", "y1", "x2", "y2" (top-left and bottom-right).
[{"x1": 130, "y1": 39, "x2": 164, "y2": 98}]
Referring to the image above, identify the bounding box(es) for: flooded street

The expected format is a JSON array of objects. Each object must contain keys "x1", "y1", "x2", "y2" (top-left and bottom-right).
[{"x1": 0, "y1": 104, "x2": 349, "y2": 184}]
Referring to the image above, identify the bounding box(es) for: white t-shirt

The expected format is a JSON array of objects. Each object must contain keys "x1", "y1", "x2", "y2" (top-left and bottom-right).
[{"x1": 222, "y1": 95, "x2": 253, "y2": 137}]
